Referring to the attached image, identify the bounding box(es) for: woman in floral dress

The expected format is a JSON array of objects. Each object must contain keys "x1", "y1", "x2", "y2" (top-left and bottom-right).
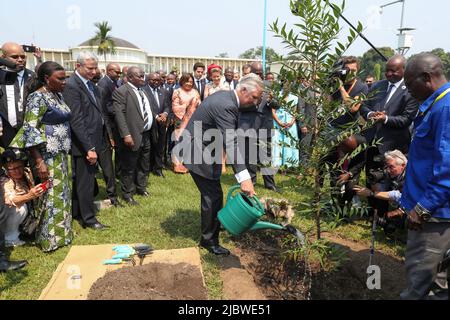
[{"x1": 10, "y1": 61, "x2": 72, "y2": 252}]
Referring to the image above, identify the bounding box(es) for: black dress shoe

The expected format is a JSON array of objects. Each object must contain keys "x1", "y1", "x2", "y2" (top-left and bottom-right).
[
  {"x1": 123, "y1": 197, "x2": 139, "y2": 206},
  {"x1": 154, "y1": 170, "x2": 165, "y2": 178},
  {"x1": 136, "y1": 191, "x2": 150, "y2": 197},
  {"x1": 110, "y1": 198, "x2": 124, "y2": 207},
  {"x1": 85, "y1": 222, "x2": 109, "y2": 230},
  {"x1": 200, "y1": 244, "x2": 230, "y2": 256},
  {"x1": 0, "y1": 259, "x2": 28, "y2": 272}
]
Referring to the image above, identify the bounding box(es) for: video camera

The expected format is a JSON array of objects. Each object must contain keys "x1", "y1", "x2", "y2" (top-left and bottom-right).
[
  {"x1": 375, "y1": 208, "x2": 406, "y2": 235},
  {"x1": 0, "y1": 57, "x2": 19, "y2": 85},
  {"x1": 330, "y1": 59, "x2": 351, "y2": 83}
]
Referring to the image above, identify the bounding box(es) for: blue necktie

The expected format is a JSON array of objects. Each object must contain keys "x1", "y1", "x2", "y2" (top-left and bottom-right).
[
  {"x1": 87, "y1": 81, "x2": 97, "y2": 102},
  {"x1": 381, "y1": 83, "x2": 395, "y2": 110}
]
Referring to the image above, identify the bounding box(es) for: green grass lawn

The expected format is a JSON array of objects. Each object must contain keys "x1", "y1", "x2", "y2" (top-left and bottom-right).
[{"x1": 0, "y1": 168, "x2": 404, "y2": 300}]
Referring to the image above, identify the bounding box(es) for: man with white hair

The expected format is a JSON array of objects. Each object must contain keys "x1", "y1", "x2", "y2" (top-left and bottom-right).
[
  {"x1": 63, "y1": 52, "x2": 108, "y2": 230},
  {"x1": 182, "y1": 74, "x2": 261, "y2": 255}
]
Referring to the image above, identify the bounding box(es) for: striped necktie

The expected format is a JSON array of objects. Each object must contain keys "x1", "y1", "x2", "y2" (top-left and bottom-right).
[{"x1": 138, "y1": 89, "x2": 150, "y2": 131}]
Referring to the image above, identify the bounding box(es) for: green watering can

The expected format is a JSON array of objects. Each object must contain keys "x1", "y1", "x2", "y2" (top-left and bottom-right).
[{"x1": 218, "y1": 185, "x2": 286, "y2": 236}]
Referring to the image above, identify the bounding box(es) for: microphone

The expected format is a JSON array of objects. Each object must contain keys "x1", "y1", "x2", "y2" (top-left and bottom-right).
[{"x1": 0, "y1": 57, "x2": 18, "y2": 70}]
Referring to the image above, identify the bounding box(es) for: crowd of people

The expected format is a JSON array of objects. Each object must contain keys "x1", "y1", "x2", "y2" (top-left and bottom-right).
[{"x1": 0, "y1": 40, "x2": 449, "y2": 300}]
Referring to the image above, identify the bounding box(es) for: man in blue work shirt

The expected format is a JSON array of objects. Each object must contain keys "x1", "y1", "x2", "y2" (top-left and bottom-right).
[{"x1": 400, "y1": 53, "x2": 450, "y2": 300}]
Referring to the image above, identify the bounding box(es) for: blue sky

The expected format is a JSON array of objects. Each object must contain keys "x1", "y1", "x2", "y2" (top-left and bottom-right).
[{"x1": 1, "y1": 0, "x2": 448, "y2": 58}]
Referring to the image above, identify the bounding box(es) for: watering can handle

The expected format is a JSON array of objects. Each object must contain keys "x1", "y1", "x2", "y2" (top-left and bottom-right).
[
  {"x1": 249, "y1": 195, "x2": 264, "y2": 213},
  {"x1": 227, "y1": 185, "x2": 242, "y2": 203}
]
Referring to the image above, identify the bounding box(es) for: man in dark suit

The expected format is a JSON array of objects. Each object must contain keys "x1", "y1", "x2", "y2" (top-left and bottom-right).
[
  {"x1": 238, "y1": 62, "x2": 280, "y2": 192},
  {"x1": 361, "y1": 55, "x2": 419, "y2": 216},
  {"x1": 361, "y1": 55, "x2": 419, "y2": 156},
  {"x1": 144, "y1": 72, "x2": 170, "y2": 177},
  {"x1": 163, "y1": 73, "x2": 178, "y2": 167},
  {"x1": 63, "y1": 52, "x2": 108, "y2": 230},
  {"x1": 0, "y1": 42, "x2": 34, "y2": 147},
  {"x1": 182, "y1": 74, "x2": 260, "y2": 256},
  {"x1": 97, "y1": 63, "x2": 122, "y2": 207},
  {"x1": 224, "y1": 67, "x2": 239, "y2": 91},
  {"x1": 113, "y1": 67, "x2": 157, "y2": 206},
  {"x1": 193, "y1": 62, "x2": 206, "y2": 101}
]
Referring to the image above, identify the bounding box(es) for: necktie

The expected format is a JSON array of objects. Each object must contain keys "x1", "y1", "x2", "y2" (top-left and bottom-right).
[
  {"x1": 382, "y1": 83, "x2": 396, "y2": 109},
  {"x1": 197, "y1": 80, "x2": 201, "y2": 93},
  {"x1": 87, "y1": 81, "x2": 97, "y2": 102},
  {"x1": 153, "y1": 88, "x2": 160, "y2": 111},
  {"x1": 138, "y1": 89, "x2": 150, "y2": 131}
]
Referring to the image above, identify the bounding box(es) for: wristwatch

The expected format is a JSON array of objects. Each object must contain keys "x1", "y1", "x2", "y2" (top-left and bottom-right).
[{"x1": 414, "y1": 203, "x2": 432, "y2": 222}]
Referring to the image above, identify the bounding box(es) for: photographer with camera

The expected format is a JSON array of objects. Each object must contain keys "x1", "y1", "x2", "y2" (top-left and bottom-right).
[
  {"x1": 330, "y1": 56, "x2": 369, "y2": 129},
  {"x1": 353, "y1": 150, "x2": 407, "y2": 234},
  {"x1": 0, "y1": 42, "x2": 36, "y2": 147}
]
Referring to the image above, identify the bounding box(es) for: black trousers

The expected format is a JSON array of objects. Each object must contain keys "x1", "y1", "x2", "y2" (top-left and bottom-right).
[
  {"x1": 97, "y1": 132, "x2": 117, "y2": 200},
  {"x1": 366, "y1": 146, "x2": 390, "y2": 216},
  {"x1": 151, "y1": 121, "x2": 168, "y2": 172},
  {"x1": 244, "y1": 136, "x2": 276, "y2": 189},
  {"x1": 119, "y1": 131, "x2": 152, "y2": 199},
  {"x1": 0, "y1": 189, "x2": 7, "y2": 260},
  {"x1": 72, "y1": 155, "x2": 99, "y2": 225},
  {"x1": 190, "y1": 171, "x2": 223, "y2": 246}
]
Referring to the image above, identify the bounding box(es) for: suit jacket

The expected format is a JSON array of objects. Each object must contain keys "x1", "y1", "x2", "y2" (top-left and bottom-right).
[
  {"x1": 360, "y1": 79, "x2": 419, "y2": 154},
  {"x1": 0, "y1": 68, "x2": 34, "y2": 146},
  {"x1": 193, "y1": 78, "x2": 207, "y2": 101},
  {"x1": 184, "y1": 90, "x2": 247, "y2": 180},
  {"x1": 63, "y1": 73, "x2": 105, "y2": 157},
  {"x1": 143, "y1": 85, "x2": 171, "y2": 116},
  {"x1": 113, "y1": 83, "x2": 158, "y2": 152},
  {"x1": 97, "y1": 76, "x2": 118, "y2": 138}
]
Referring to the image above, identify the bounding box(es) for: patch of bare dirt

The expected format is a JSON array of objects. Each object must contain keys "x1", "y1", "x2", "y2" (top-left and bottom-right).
[
  {"x1": 88, "y1": 263, "x2": 207, "y2": 300},
  {"x1": 232, "y1": 231, "x2": 405, "y2": 300}
]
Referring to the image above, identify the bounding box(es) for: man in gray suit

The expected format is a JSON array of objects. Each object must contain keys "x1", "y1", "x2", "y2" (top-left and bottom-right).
[
  {"x1": 238, "y1": 62, "x2": 280, "y2": 192},
  {"x1": 182, "y1": 74, "x2": 260, "y2": 256},
  {"x1": 113, "y1": 67, "x2": 157, "y2": 206}
]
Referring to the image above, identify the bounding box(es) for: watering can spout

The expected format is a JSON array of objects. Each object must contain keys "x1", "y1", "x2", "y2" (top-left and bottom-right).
[{"x1": 250, "y1": 221, "x2": 286, "y2": 232}]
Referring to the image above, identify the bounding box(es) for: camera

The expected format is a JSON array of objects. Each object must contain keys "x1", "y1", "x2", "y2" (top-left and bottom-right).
[
  {"x1": 375, "y1": 208, "x2": 406, "y2": 235},
  {"x1": 330, "y1": 60, "x2": 351, "y2": 83},
  {"x1": 0, "y1": 57, "x2": 19, "y2": 86},
  {"x1": 22, "y1": 45, "x2": 37, "y2": 53},
  {"x1": 368, "y1": 168, "x2": 388, "y2": 185}
]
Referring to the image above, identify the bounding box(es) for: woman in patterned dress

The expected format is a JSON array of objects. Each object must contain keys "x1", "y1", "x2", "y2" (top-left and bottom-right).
[
  {"x1": 171, "y1": 73, "x2": 201, "y2": 174},
  {"x1": 10, "y1": 61, "x2": 72, "y2": 252}
]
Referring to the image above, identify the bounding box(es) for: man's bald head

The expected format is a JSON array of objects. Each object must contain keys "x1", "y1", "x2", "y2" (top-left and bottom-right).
[
  {"x1": 1, "y1": 42, "x2": 27, "y2": 70},
  {"x1": 127, "y1": 67, "x2": 145, "y2": 87},
  {"x1": 250, "y1": 62, "x2": 264, "y2": 80},
  {"x1": 385, "y1": 54, "x2": 407, "y2": 84},
  {"x1": 106, "y1": 63, "x2": 121, "y2": 81},
  {"x1": 404, "y1": 53, "x2": 447, "y2": 102}
]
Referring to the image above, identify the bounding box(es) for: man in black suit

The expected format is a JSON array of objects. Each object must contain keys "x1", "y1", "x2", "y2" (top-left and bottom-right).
[
  {"x1": 182, "y1": 74, "x2": 260, "y2": 256},
  {"x1": 238, "y1": 62, "x2": 280, "y2": 192},
  {"x1": 361, "y1": 55, "x2": 419, "y2": 216},
  {"x1": 63, "y1": 52, "x2": 108, "y2": 230},
  {"x1": 0, "y1": 42, "x2": 34, "y2": 147},
  {"x1": 144, "y1": 72, "x2": 171, "y2": 177},
  {"x1": 113, "y1": 67, "x2": 157, "y2": 205},
  {"x1": 97, "y1": 63, "x2": 122, "y2": 207},
  {"x1": 193, "y1": 62, "x2": 206, "y2": 101},
  {"x1": 224, "y1": 67, "x2": 239, "y2": 91}
]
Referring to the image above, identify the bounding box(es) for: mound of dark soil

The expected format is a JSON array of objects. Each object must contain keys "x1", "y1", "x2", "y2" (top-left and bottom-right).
[{"x1": 88, "y1": 263, "x2": 207, "y2": 300}]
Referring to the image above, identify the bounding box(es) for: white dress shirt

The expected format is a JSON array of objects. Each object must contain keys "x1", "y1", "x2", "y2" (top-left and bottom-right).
[{"x1": 128, "y1": 83, "x2": 153, "y2": 131}]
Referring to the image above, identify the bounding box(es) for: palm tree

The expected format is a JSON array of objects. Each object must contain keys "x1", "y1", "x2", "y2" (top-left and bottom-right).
[{"x1": 89, "y1": 21, "x2": 116, "y2": 64}]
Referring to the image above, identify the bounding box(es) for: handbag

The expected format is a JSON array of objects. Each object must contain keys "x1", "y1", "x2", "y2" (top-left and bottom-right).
[{"x1": 19, "y1": 209, "x2": 39, "y2": 241}]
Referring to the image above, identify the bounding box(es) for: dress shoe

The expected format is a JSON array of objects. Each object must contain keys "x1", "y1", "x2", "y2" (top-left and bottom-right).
[
  {"x1": 200, "y1": 244, "x2": 230, "y2": 256},
  {"x1": 153, "y1": 170, "x2": 165, "y2": 178},
  {"x1": 110, "y1": 198, "x2": 124, "y2": 207},
  {"x1": 84, "y1": 222, "x2": 109, "y2": 230},
  {"x1": 0, "y1": 259, "x2": 27, "y2": 272},
  {"x1": 136, "y1": 191, "x2": 151, "y2": 197},
  {"x1": 123, "y1": 197, "x2": 139, "y2": 206}
]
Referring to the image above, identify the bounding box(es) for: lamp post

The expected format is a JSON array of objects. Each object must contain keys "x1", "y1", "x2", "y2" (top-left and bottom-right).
[
  {"x1": 262, "y1": 0, "x2": 268, "y2": 75},
  {"x1": 379, "y1": 0, "x2": 414, "y2": 55}
]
